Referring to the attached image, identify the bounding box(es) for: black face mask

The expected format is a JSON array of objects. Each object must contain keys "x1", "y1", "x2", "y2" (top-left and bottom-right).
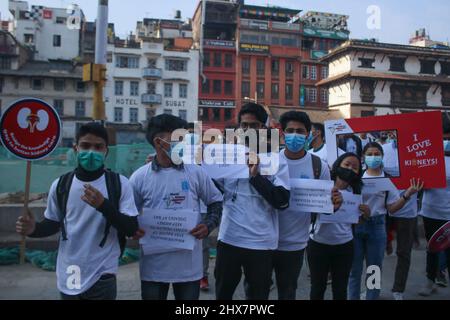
[{"x1": 336, "y1": 167, "x2": 359, "y2": 183}]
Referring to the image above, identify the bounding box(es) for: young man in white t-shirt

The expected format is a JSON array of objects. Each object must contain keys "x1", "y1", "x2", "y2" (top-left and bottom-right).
[
  {"x1": 130, "y1": 114, "x2": 223, "y2": 300},
  {"x1": 214, "y1": 102, "x2": 291, "y2": 300},
  {"x1": 308, "y1": 122, "x2": 345, "y2": 166},
  {"x1": 16, "y1": 123, "x2": 140, "y2": 300},
  {"x1": 419, "y1": 114, "x2": 450, "y2": 296},
  {"x1": 277, "y1": 111, "x2": 342, "y2": 300}
]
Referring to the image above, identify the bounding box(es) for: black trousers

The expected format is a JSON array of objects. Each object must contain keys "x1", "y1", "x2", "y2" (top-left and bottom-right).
[
  {"x1": 60, "y1": 274, "x2": 116, "y2": 300},
  {"x1": 215, "y1": 241, "x2": 273, "y2": 300},
  {"x1": 422, "y1": 216, "x2": 450, "y2": 281},
  {"x1": 307, "y1": 239, "x2": 354, "y2": 300},
  {"x1": 273, "y1": 249, "x2": 305, "y2": 300}
]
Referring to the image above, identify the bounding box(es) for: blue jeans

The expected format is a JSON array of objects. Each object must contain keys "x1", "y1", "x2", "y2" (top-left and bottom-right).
[
  {"x1": 348, "y1": 215, "x2": 387, "y2": 300},
  {"x1": 141, "y1": 280, "x2": 200, "y2": 300}
]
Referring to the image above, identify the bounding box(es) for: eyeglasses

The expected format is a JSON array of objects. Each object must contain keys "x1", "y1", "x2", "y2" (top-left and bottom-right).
[
  {"x1": 240, "y1": 122, "x2": 262, "y2": 130},
  {"x1": 284, "y1": 128, "x2": 307, "y2": 134}
]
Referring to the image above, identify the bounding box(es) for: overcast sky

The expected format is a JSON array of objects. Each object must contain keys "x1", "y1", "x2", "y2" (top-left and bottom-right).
[{"x1": 1, "y1": 0, "x2": 449, "y2": 44}]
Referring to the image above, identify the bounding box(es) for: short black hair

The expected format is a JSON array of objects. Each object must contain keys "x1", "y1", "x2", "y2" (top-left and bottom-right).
[
  {"x1": 238, "y1": 102, "x2": 268, "y2": 125},
  {"x1": 146, "y1": 114, "x2": 188, "y2": 146},
  {"x1": 76, "y1": 122, "x2": 109, "y2": 145},
  {"x1": 363, "y1": 141, "x2": 384, "y2": 156},
  {"x1": 443, "y1": 112, "x2": 450, "y2": 134},
  {"x1": 279, "y1": 111, "x2": 312, "y2": 132},
  {"x1": 312, "y1": 122, "x2": 325, "y2": 139}
]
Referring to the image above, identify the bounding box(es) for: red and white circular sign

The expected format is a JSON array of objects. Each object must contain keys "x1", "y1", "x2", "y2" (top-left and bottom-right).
[{"x1": 0, "y1": 98, "x2": 61, "y2": 160}]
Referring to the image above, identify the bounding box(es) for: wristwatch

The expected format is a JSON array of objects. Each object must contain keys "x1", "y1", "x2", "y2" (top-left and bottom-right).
[{"x1": 402, "y1": 194, "x2": 410, "y2": 202}]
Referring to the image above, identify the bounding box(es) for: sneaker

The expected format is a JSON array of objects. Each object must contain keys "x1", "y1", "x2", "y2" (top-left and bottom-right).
[
  {"x1": 418, "y1": 279, "x2": 437, "y2": 296},
  {"x1": 436, "y1": 271, "x2": 448, "y2": 288},
  {"x1": 327, "y1": 274, "x2": 332, "y2": 285},
  {"x1": 200, "y1": 277, "x2": 209, "y2": 291},
  {"x1": 392, "y1": 292, "x2": 404, "y2": 300}
]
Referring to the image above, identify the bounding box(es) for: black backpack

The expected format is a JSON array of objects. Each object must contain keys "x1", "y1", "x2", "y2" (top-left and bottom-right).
[{"x1": 55, "y1": 169, "x2": 127, "y2": 257}]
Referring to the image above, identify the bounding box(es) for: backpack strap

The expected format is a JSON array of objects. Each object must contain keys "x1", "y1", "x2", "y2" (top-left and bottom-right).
[
  {"x1": 99, "y1": 170, "x2": 123, "y2": 252},
  {"x1": 311, "y1": 154, "x2": 322, "y2": 180},
  {"x1": 310, "y1": 154, "x2": 323, "y2": 234},
  {"x1": 55, "y1": 171, "x2": 76, "y2": 241}
]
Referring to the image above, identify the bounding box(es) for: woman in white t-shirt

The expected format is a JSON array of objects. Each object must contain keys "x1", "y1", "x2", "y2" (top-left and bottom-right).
[
  {"x1": 348, "y1": 142, "x2": 423, "y2": 300},
  {"x1": 308, "y1": 152, "x2": 370, "y2": 300}
]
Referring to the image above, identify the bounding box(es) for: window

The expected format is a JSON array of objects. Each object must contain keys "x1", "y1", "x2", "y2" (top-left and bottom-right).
[
  {"x1": 308, "y1": 88, "x2": 317, "y2": 103},
  {"x1": 224, "y1": 80, "x2": 233, "y2": 95},
  {"x1": 164, "y1": 83, "x2": 173, "y2": 97},
  {"x1": 24, "y1": 34, "x2": 34, "y2": 44},
  {"x1": 285, "y1": 61, "x2": 294, "y2": 78},
  {"x1": 130, "y1": 108, "x2": 138, "y2": 123},
  {"x1": 56, "y1": 17, "x2": 66, "y2": 24},
  {"x1": 107, "y1": 53, "x2": 113, "y2": 63},
  {"x1": 360, "y1": 79, "x2": 375, "y2": 103},
  {"x1": 114, "y1": 107, "x2": 123, "y2": 122},
  {"x1": 147, "y1": 82, "x2": 156, "y2": 94},
  {"x1": 257, "y1": 59, "x2": 265, "y2": 76},
  {"x1": 0, "y1": 57, "x2": 11, "y2": 70},
  {"x1": 319, "y1": 39, "x2": 327, "y2": 51},
  {"x1": 213, "y1": 109, "x2": 221, "y2": 121},
  {"x1": 271, "y1": 83, "x2": 279, "y2": 100},
  {"x1": 389, "y1": 57, "x2": 406, "y2": 72},
  {"x1": 116, "y1": 56, "x2": 139, "y2": 68},
  {"x1": 214, "y1": 52, "x2": 221, "y2": 67},
  {"x1": 147, "y1": 58, "x2": 157, "y2": 68},
  {"x1": 165, "y1": 59, "x2": 187, "y2": 71},
  {"x1": 310, "y1": 65, "x2": 317, "y2": 80},
  {"x1": 54, "y1": 100, "x2": 64, "y2": 116},
  {"x1": 130, "y1": 81, "x2": 139, "y2": 96},
  {"x1": 213, "y1": 80, "x2": 221, "y2": 94},
  {"x1": 32, "y1": 78, "x2": 43, "y2": 90},
  {"x1": 271, "y1": 60, "x2": 279, "y2": 76},
  {"x1": 201, "y1": 80, "x2": 210, "y2": 94},
  {"x1": 242, "y1": 81, "x2": 250, "y2": 98},
  {"x1": 321, "y1": 89, "x2": 328, "y2": 104},
  {"x1": 115, "y1": 81, "x2": 124, "y2": 95},
  {"x1": 225, "y1": 54, "x2": 233, "y2": 68},
  {"x1": 321, "y1": 66, "x2": 328, "y2": 79},
  {"x1": 76, "y1": 81, "x2": 86, "y2": 92},
  {"x1": 242, "y1": 58, "x2": 250, "y2": 74},
  {"x1": 179, "y1": 109, "x2": 187, "y2": 120},
  {"x1": 358, "y1": 58, "x2": 375, "y2": 69},
  {"x1": 224, "y1": 109, "x2": 232, "y2": 121},
  {"x1": 200, "y1": 108, "x2": 209, "y2": 121},
  {"x1": 53, "y1": 35, "x2": 61, "y2": 47},
  {"x1": 179, "y1": 84, "x2": 188, "y2": 98},
  {"x1": 420, "y1": 60, "x2": 436, "y2": 75},
  {"x1": 75, "y1": 101, "x2": 85, "y2": 117},
  {"x1": 163, "y1": 109, "x2": 173, "y2": 115},
  {"x1": 302, "y1": 65, "x2": 309, "y2": 79},
  {"x1": 440, "y1": 62, "x2": 450, "y2": 76},
  {"x1": 203, "y1": 53, "x2": 210, "y2": 67},
  {"x1": 54, "y1": 79, "x2": 65, "y2": 91},
  {"x1": 256, "y1": 82, "x2": 264, "y2": 99},
  {"x1": 285, "y1": 84, "x2": 293, "y2": 101}
]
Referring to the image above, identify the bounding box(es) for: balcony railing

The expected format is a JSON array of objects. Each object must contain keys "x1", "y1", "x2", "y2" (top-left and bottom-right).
[
  {"x1": 240, "y1": 18, "x2": 300, "y2": 32},
  {"x1": 142, "y1": 93, "x2": 162, "y2": 104},
  {"x1": 143, "y1": 68, "x2": 162, "y2": 79}
]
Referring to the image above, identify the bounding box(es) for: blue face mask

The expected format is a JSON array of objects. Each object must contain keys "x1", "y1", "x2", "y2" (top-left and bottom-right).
[
  {"x1": 160, "y1": 139, "x2": 184, "y2": 162},
  {"x1": 365, "y1": 155, "x2": 383, "y2": 169},
  {"x1": 284, "y1": 133, "x2": 307, "y2": 153},
  {"x1": 305, "y1": 132, "x2": 315, "y2": 150},
  {"x1": 444, "y1": 140, "x2": 450, "y2": 153}
]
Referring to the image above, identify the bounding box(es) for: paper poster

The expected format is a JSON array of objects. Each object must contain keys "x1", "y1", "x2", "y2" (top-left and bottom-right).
[
  {"x1": 289, "y1": 179, "x2": 334, "y2": 214},
  {"x1": 319, "y1": 191, "x2": 362, "y2": 224}
]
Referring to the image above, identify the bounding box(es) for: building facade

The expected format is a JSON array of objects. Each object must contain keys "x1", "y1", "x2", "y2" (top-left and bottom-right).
[
  {"x1": 105, "y1": 37, "x2": 199, "y2": 126},
  {"x1": 0, "y1": 30, "x2": 94, "y2": 146},
  {"x1": 317, "y1": 40, "x2": 450, "y2": 118}
]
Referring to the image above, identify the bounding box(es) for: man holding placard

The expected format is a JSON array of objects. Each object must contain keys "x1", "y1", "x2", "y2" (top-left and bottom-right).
[
  {"x1": 16, "y1": 123, "x2": 140, "y2": 300},
  {"x1": 214, "y1": 103, "x2": 290, "y2": 300},
  {"x1": 275, "y1": 111, "x2": 340, "y2": 300},
  {"x1": 130, "y1": 114, "x2": 223, "y2": 300}
]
